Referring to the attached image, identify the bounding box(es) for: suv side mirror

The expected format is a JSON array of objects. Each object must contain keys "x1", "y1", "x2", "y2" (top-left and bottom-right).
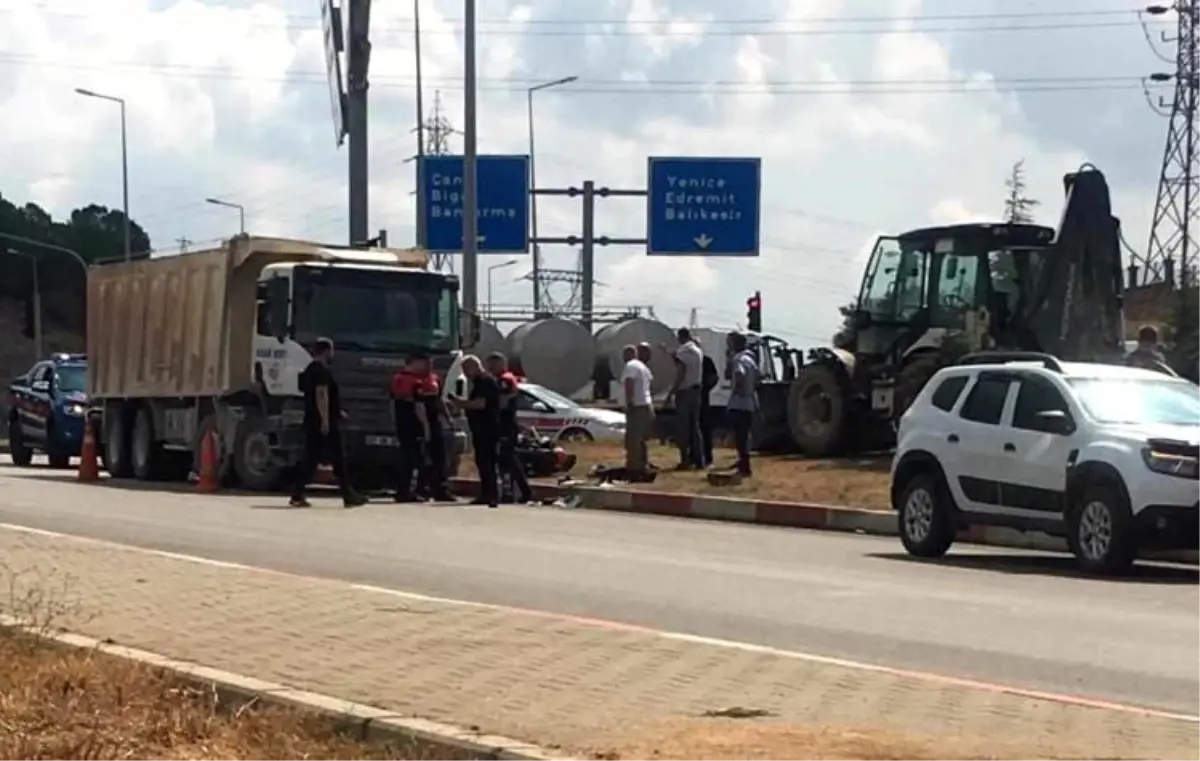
[
  {"x1": 531, "y1": 400, "x2": 553, "y2": 414},
  {"x1": 1034, "y1": 409, "x2": 1074, "y2": 435},
  {"x1": 31, "y1": 380, "x2": 49, "y2": 393}
]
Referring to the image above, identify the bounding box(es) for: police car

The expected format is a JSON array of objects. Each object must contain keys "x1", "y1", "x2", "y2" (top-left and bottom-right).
[
  {"x1": 6, "y1": 353, "x2": 89, "y2": 468},
  {"x1": 515, "y1": 381, "x2": 625, "y2": 443}
]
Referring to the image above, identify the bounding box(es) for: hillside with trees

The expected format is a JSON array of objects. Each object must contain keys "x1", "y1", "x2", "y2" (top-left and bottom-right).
[{"x1": 0, "y1": 193, "x2": 153, "y2": 432}]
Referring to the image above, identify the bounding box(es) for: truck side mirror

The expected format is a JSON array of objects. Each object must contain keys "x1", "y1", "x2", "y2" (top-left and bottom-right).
[
  {"x1": 266, "y1": 278, "x2": 291, "y2": 342},
  {"x1": 459, "y1": 309, "x2": 481, "y2": 348}
]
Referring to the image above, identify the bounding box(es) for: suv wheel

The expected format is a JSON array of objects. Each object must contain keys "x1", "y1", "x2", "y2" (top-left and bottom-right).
[
  {"x1": 8, "y1": 420, "x2": 33, "y2": 467},
  {"x1": 897, "y1": 472, "x2": 955, "y2": 558},
  {"x1": 1067, "y1": 484, "x2": 1136, "y2": 575}
]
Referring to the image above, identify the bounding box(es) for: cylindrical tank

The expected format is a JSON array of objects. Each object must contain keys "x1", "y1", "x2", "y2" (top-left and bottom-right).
[
  {"x1": 506, "y1": 318, "x2": 596, "y2": 394},
  {"x1": 471, "y1": 319, "x2": 506, "y2": 360},
  {"x1": 594, "y1": 318, "x2": 677, "y2": 395}
]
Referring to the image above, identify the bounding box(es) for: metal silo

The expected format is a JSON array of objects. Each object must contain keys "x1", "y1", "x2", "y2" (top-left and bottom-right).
[{"x1": 506, "y1": 318, "x2": 596, "y2": 395}]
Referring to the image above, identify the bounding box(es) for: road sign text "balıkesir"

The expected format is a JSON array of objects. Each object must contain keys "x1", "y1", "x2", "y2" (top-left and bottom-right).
[{"x1": 662, "y1": 175, "x2": 745, "y2": 222}]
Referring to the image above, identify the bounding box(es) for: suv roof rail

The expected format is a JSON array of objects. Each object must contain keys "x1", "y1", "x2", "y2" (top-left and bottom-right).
[{"x1": 956, "y1": 351, "x2": 1065, "y2": 373}]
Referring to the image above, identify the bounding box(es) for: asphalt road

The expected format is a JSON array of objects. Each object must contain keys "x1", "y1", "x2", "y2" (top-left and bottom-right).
[{"x1": 0, "y1": 461, "x2": 1195, "y2": 715}]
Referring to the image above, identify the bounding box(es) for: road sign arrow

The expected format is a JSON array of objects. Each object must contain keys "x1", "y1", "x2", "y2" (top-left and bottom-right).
[{"x1": 694, "y1": 233, "x2": 713, "y2": 250}]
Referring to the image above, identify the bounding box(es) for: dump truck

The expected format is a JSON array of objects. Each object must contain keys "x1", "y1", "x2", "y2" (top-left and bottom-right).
[{"x1": 86, "y1": 235, "x2": 467, "y2": 491}]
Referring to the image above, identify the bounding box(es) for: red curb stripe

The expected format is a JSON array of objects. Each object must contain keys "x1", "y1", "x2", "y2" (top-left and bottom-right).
[
  {"x1": 754, "y1": 501, "x2": 829, "y2": 529},
  {"x1": 629, "y1": 490, "x2": 693, "y2": 517}
]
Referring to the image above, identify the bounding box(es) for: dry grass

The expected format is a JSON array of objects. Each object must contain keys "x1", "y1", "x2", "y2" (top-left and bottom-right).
[
  {"x1": 0, "y1": 563, "x2": 437, "y2": 760},
  {"x1": 468, "y1": 442, "x2": 891, "y2": 510}
]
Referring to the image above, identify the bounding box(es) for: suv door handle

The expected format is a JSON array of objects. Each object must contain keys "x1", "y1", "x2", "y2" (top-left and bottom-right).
[
  {"x1": 1003, "y1": 442, "x2": 1017, "y2": 452},
  {"x1": 947, "y1": 434, "x2": 959, "y2": 443}
]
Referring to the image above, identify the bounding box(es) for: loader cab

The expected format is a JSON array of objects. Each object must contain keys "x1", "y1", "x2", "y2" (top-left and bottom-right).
[{"x1": 852, "y1": 224, "x2": 1055, "y2": 361}]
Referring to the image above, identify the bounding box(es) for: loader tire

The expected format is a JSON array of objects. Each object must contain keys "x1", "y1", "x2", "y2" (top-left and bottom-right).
[{"x1": 788, "y1": 363, "x2": 848, "y2": 457}]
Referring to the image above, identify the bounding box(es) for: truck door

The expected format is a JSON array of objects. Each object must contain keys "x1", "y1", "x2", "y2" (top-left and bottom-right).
[{"x1": 22, "y1": 363, "x2": 53, "y2": 444}]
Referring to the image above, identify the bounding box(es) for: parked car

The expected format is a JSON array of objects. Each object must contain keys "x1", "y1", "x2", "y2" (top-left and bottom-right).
[
  {"x1": 891, "y1": 351, "x2": 1199, "y2": 574},
  {"x1": 6, "y1": 353, "x2": 89, "y2": 468},
  {"x1": 516, "y1": 382, "x2": 625, "y2": 443}
]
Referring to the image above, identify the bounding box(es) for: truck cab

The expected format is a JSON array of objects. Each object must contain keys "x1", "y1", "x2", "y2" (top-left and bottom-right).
[
  {"x1": 6, "y1": 353, "x2": 89, "y2": 468},
  {"x1": 251, "y1": 256, "x2": 466, "y2": 488}
]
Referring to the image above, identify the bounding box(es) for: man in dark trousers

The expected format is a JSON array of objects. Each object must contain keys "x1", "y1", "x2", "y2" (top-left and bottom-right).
[
  {"x1": 416, "y1": 363, "x2": 456, "y2": 502},
  {"x1": 451, "y1": 355, "x2": 501, "y2": 507},
  {"x1": 391, "y1": 352, "x2": 431, "y2": 502},
  {"x1": 289, "y1": 338, "x2": 366, "y2": 508},
  {"x1": 699, "y1": 353, "x2": 719, "y2": 467},
  {"x1": 486, "y1": 352, "x2": 533, "y2": 504}
]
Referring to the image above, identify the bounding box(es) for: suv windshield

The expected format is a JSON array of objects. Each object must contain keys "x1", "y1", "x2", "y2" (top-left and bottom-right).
[
  {"x1": 56, "y1": 365, "x2": 86, "y2": 393},
  {"x1": 293, "y1": 266, "x2": 458, "y2": 353},
  {"x1": 1068, "y1": 378, "x2": 1200, "y2": 426}
]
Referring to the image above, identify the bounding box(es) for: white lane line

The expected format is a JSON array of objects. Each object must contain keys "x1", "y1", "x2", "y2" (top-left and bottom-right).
[{"x1": 0, "y1": 520, "x2": 1196, "y2": 724}]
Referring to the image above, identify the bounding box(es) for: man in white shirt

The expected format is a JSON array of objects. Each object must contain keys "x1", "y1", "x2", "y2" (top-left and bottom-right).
[
  {"x1": 621, "y1": 344, "x2": 654, "y2": 476},
  {"x1": 670, "y1": 327, "x2": 705, "y2": 469}
]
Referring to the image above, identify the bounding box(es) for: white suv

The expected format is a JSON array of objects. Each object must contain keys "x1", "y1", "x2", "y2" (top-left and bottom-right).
[{"x1": 891, "y1": 352, "x2": 1199, "y2": 574}]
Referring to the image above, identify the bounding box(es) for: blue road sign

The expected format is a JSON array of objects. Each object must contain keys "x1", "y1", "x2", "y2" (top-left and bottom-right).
[
  {"x1": 646, "y1": 157, "x2": 762, "y2": 257},
  {"x1": 419, "y1": 154, "x2": 529, "y2": 254}
]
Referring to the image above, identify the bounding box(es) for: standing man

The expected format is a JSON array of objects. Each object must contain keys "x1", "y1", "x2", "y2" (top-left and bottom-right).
[
  {"x1": 1125, "y1": 325, "x2": 1173, "y2": 374},
  {"x1": 452, "y1": 355, "x2": 501, "y2": 508},
  {"x1": 416, "y1": 364, "x2": 456, "y2": 502},
  {"x1": 699, "y1": 353, "x2": 719, "y2": 467},
  {"x1": 621, "y1": 344, "x2": 654, "y2": 478},
  {"x1": 486, "y1": 352, "x2": 533, "y2": 504},
  {"x1": 390, "y1": 352, "x2": 427, "y2": 503},
  {"x1": 725, "y1": 332, "x2": 759, "y2": 477},
  {"x1": 669, "y1": 327, "x2": 705, "y2": 470},
  {"x1": 289, "y1": 338, "x2": 366, "y2": 508}
]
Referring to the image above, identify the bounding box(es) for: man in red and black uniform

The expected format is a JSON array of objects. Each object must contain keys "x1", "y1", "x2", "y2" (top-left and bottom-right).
[
  {"x1": 415, "y1": 361, "x2": 454, "y2": 502},
  {"x1": 390, "y1": 353, "x2": 427, "y2": 502},
  {"x1": 486, "y1": 352, "x2": 533, "y2": 504}
]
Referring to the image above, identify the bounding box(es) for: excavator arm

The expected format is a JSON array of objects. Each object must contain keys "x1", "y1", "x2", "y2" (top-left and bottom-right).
[{"x1": 1016, "y1": 164, "x2": 1126, "y2": 362}]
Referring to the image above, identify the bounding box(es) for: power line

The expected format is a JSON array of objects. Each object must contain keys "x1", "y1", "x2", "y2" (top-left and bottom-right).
[
  {"x1": 0, "y1": 6, "x2": 1163, "y2": 38},
  {"x1": 0, "y1": 54, "x2": 1165, "y2": 96}
]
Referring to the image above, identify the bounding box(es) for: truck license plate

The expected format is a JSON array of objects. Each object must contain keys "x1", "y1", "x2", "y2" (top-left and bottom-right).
[{"x1": 365, "y1": 435, "x2": 398, "y2": 447}]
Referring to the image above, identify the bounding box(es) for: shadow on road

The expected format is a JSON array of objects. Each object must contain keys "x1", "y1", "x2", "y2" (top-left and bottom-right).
[{"x1": 869, "y1": 551, "x2": 1199, "y2": 584}]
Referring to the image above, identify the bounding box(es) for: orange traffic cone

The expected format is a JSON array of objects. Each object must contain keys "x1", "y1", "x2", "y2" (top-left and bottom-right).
[
  {"x1": 196, "y1": 430, "x2": 219, "y2": 493},
  {"x1": 77, "y1": 418, "x2": 99, "y2": 483}
]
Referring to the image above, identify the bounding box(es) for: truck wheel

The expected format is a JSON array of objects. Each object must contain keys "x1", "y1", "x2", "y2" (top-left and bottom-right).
[
  {"x1": 8, "y1": 419, "x2": 33, "y2": 467},
  {"x1": 788, "y1": 364, "x2": 847, "y2": 457},
  {"x1": 131, "y1": 406, "x2": 163, "y2": 481},
  {"x1": 233, "y1": 413, "x2": 283, "y2": 492},
  {"x1": 103, "y1": 408, "x2": 133, "y2": 479}
]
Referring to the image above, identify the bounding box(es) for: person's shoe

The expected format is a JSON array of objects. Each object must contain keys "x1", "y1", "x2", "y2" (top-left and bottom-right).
[
  {"x1": 431, "y1": 491, "x2": 458, "y2": 503},
  {"x1": 343, "y1": 492, "x2": 369, "y2": 508},
  {"x1": 288, "y1": 495, "x2": 311, "y2": 508},
  {"x1": 470, "y1": 498, "x2": 489, "y2": 506},
  {"x1": 488, "y1": 501, "x2": 499, "y2": 508},
  {"x1": 393, "y1": 492, "x2": 423, "y2": 503}
]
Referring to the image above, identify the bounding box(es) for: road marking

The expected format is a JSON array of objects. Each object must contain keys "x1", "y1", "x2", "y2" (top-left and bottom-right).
[{"x1": 0, "y1": 520, "x2": 1196, "y2": 725}]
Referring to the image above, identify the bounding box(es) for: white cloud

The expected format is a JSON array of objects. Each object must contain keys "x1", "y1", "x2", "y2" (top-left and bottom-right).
[{"x1": 0, "y1": 0, "x2": 1166, "y2": 345}]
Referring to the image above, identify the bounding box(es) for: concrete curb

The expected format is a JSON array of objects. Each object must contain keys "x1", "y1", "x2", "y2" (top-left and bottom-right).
[
  {"x1": 447, "y1": 478, "x2": 1199, "y2": 565},
  {"x1": 1, "y1": 616, "x2": 565, "y2": 760}
]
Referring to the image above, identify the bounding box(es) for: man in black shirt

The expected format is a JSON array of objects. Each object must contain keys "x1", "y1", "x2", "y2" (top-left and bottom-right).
[
  {"x1": 451, "y1": 355, "x2": 501, "y2": 507},
  {"x1": 289, "y1": 338, "x2": 366, "y2": 508},
  {"x1": 487, "y1": 352, "x2": 533, "y2": 504}
]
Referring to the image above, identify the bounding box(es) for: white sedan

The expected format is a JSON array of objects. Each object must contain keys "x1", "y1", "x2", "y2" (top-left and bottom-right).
[{"x1": 515, "y1": 382, "x2": 626, "y2": 443}]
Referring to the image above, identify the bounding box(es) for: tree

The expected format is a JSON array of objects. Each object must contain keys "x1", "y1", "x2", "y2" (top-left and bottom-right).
[
  {"x1": 1003, "y1": 160, "x2": 1040, "y2": 224},
  {"x1": 0, "y1": 192, "x2": 153, "y2": 335},
  {"x1": 832, "y1": 300, "x2": 856, "y2": 349}
]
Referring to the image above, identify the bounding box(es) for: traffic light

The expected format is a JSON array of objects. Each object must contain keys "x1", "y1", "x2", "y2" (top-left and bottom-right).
[{"x1": 746, "y1": 291, "x2": 762, "y2": 333}]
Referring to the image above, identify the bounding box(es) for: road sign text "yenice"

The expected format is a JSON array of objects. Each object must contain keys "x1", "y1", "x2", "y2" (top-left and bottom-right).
[{"x1": 646, "y1": 157, "x2": 761, "y2": 257}]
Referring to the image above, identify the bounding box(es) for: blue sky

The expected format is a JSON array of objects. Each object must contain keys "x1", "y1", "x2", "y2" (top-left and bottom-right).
[{"x1": 0, "y1": 0, "x2": 1175, "y2": 345}]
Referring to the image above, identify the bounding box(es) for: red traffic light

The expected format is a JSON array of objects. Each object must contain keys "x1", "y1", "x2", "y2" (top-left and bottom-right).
[{"x1": 747, "y1": 296, "x2": 761, "y2": 309}]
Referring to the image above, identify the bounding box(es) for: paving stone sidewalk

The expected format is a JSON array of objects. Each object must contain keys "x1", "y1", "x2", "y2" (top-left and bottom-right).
[{"x1": 0, "y1": 527, "x2": 1195, "y2": 759}]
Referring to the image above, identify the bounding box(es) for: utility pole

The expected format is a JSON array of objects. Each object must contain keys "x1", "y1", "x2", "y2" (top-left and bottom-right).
[
  {"x1": 345, "y1": 0, "x2": 373, "y2": 247},
  {"x1": 461, "y1": 0, "x2": 479, "y2": 317},
  {"x1": 1138, "y1": 1, "x2": 1199, "y2": 289},
  {"x1": 175, "y1": 236, "x2": 191, "y2": 253}
]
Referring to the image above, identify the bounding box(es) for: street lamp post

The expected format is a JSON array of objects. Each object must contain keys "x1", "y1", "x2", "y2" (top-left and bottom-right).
[
  {"x1": 527, "y1": 75, "x2": 578, "y2": 311},
  {"x1": 206, "y1": 197, "x2": 246, "y2": 234},
  {"x1": 75, "y1": 88, "x2": 130, "y2": 262},
  {"x1": 486, "y1": 258, "x2": 519, "y2": 318},
  {"x1": 5, "y1": 251, "x2": 41, "y2": 358}
]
